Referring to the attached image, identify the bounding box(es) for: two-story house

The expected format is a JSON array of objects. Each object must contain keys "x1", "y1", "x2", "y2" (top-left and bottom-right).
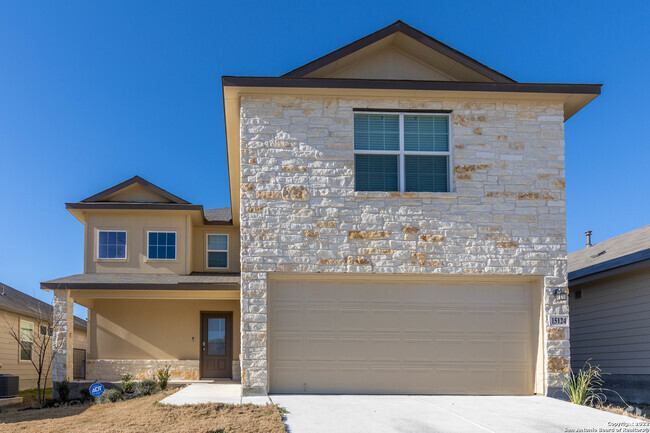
[{"x1": 43, "y1": 21, "x2": 600, "y2": 397}]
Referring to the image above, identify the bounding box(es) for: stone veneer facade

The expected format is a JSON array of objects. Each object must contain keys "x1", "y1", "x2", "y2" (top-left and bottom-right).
[
  {"x1": 239, "y1": 95, "x2": 570, "y2": 395},
  {"x1": 86, "y1": 359, "x2": 242, "y2": 382}
]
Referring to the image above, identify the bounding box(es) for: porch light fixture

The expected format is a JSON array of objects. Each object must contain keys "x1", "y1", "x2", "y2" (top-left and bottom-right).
[{"x1": 553, "y1": 289, "x2": 568, "y2": 302}]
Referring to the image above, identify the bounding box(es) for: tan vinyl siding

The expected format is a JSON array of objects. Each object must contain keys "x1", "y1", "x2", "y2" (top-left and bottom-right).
[
  {"x1": 0, "y1": 311, "x2": 51, "y2": 390},
  {"x1": 570, "y1": 266, "x2": 650, "y2": 374},
  {"x1": 191, "y1": 226, "x2": 240, "y2": 273}
]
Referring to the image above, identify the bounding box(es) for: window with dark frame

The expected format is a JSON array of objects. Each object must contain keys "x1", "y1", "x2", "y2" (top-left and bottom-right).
[
  {"x1": 207, "y1": 234, "x2": 228, "y2": 269},
  {"x1": 353, "y1": 112, "x2": 451, "y2": 192}
]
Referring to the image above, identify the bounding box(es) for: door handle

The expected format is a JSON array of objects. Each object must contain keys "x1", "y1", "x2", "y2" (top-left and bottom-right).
[{"x1": 202, "y1": 341, "x2": 206, "y2": 351}]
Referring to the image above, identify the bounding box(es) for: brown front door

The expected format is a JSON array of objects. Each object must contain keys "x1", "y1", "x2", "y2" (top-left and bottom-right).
[{"x1": 200, "y1": 312, "x2": 232, "y2": 378}]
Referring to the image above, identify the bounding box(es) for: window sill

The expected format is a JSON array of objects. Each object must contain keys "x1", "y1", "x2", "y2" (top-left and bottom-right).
[
  {"x1": 145, "y1": 258, "x2": 178, "y2": 263},
  {"x1": 94, "y1": 258, "x2": 128, "y2": 263},
  {"x1": 352, "y1": 191, "x2": 458, "y2": 199}
]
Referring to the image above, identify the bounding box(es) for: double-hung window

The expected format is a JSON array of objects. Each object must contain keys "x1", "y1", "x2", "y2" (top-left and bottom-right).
[
  {"x1": 354, "y1": 111, "x2": 451, "y2": 192},
  {"x1": 97, "y1": 230, "x2": 127, "y2": 259},
  {"x1": 20, "y1": 320, "x2": 33, "y2": 361},
  {"x1": 206, "y1": 234, "x2": 228, "y2": 269},
  {"x1": 147, "y1": 231, "x2": 177, "y2": 260}
]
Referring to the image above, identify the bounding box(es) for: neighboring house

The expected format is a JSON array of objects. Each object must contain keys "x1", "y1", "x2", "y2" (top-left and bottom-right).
[
  {"x1": 0, "y1": 283, "x2": 87, "y2": 389},
  {"x1": 569, "y1": 226, "x2": 650, "y2": 403},
  {"x1": 43, "y1": 21, "x2": 601, "y2": 397}
]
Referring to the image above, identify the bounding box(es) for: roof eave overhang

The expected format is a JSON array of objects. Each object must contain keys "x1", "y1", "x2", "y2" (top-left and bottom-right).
[
  {"x1": 65, "y1": 203, "x2": 233, "y2": 226},
  {"x1": 41, "y1": 282, "x2": 240, "y2": 291},
  {"x1": 222, "y1": 77, "x2": 601, "y2": 223}
]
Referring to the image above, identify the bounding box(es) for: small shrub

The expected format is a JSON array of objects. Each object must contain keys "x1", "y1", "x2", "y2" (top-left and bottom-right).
[
  {"x1": 100, "y1": 388, "x2": 124, "y2": 403},
  {"x1": 121, "y1": 373, "x2": 135, "y2": 394},
  {"x1": 79, "y1": 388, "x2": 92, "y2": 402},
  {"x1": 156, "y1": 365, "x2": 171, "y2": 391},
  {"x1": 137, "y1": 379, "x2": 159, "y2": 396},
  {"x1": 562, "y1": 360, "x2": 607, "y2": 406},
  {"x1": 56, "y1": 379, "x2": 70, "y2": 402}
]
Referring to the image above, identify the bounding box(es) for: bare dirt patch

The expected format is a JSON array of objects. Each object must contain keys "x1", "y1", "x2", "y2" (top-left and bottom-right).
[{"x1": 0, "y1": 392, "x2": 286, "y2": 433}]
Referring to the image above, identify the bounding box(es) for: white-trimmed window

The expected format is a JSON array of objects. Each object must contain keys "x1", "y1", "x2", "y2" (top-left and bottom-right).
[
  {"x1": 206, "y1": 234, "x2": 228, "y2": 269},
  {"x1": 19, "y1": 320, "x2": 33, "y2": 361},
  {"x1": 353, "y1": 111, "x2": 451, "y2": 192},
  {"x1": 147, "y1": 231, "x2": 177, "y2": 260},
  {"x1": 97, "y1": 230, "x2": 127, "y2": 259}
]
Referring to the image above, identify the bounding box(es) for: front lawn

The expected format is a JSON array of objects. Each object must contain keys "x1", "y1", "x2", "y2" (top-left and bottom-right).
[{"x1": 0, "y1": 392, "x2": 286, "y2": 433}]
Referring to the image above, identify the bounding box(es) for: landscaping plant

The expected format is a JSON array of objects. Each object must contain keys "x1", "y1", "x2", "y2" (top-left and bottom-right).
[
  {"x1": 137, "y1": 379, "x2": 160, "y2": 396},
  {"x1": 156, "y1": 364, "x2": 171, "y2": 391},
  {"x1": 100, "y1": 388, "x2": 124, "y2": 403},
  {"x1": 562, "y1": 360, "x2": 607, "y2": 406},
  {"x1": 121, "y1": 372, "x2": 135, "y2": 393},
  {"x1": 55, "y1": 378, "x2": 70, "y2": 402}
]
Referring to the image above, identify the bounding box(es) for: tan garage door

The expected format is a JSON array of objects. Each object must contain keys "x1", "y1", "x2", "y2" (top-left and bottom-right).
[{"x1": 269, "y1": 278, "x2": 536, "y2": 395}]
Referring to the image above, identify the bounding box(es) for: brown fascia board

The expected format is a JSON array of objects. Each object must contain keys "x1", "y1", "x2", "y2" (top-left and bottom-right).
[
  {"x1": 65, "y1": 202, "x2": 233, "y2": 225},
  {"x1": 81, "y1": 175, "x2": 190, "y2": 204},
  {"x1": 40, "y1": 282, "x2": 239, "y2": 291},
  {"x1": 283, "y1": 20, "x2": 516, "y2": 83},
  {"x1": 222, "y1": 76, "x2": 602, "y2": 95}
]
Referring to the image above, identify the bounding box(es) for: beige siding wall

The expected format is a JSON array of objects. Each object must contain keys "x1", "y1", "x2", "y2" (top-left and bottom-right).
[
  {"x1": 85, "y1": 210, "x2": 191, "y2": 274},
  {"x1": 74, "y1": 327, "x2": 87, "y2": 351},
  {"x1": 87, "y1": 299, "x2": 240, "y2": 362},
  {"x1": 192, "y1": 225, "x2": 241, "y2": 273},
  {"x1": 0, "y1": 311, "x2": 67, "y2": 390},
  {"x1": 570, "y1": 266, "x2": 650, "y2": 374},
  {"x1": 83, "y1": 210, "x2": 240, "y2": 275}
]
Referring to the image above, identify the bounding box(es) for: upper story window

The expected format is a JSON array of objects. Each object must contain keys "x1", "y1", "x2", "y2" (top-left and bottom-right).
[
  {"x1": 98, "y1": 230, "x2": 127, "y2": 259},
  {"x1": 147, "y1": 231, "x2": 176, "y2": 260},
  {"x1": 207, "y1": 234, "x2": 228, "y2": 269},
  {"x1": 353, "y1": 112, "x2": 451, "y2": 192},
  {"x1": 20, "y1": 320, "x2": 33, "y2": 361}
]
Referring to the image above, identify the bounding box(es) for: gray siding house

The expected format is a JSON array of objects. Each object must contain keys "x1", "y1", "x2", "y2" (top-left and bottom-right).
[{"x1": 569, "y1": 225, "x2": 650, "y2": 403}]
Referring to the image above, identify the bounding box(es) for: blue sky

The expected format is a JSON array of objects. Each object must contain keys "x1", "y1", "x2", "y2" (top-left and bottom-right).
[{"x1": 0, "y1": 1, "x2": 648, "y2": 318}]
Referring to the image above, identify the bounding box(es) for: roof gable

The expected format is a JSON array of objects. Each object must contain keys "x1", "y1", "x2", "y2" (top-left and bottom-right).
[
  {"x1": 81, "y1": 176, "x2": 190, "y2": 204},
  {"x1": 284, "y1": 21, "x2": 515, "y2": 83}
]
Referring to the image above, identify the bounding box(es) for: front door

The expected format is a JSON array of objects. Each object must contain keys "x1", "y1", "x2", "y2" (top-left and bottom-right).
[{"x1": 200, "y1": 312, "x2": 232, "y2": 378}]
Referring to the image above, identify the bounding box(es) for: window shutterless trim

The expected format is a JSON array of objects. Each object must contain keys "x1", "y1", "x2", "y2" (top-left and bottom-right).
[
  {"x1": 19, "y1": 319, "x2": 33, "y2": 362},
  {"x1": 353, "y1": 111, "x2": 452, "y2": 193},
  {"x1": 146, "y1": 230, "x2": 177, "y2": 261},
  {"x1": 206, "y1": 233, "x2": 229, "y2": 269},
  {"x1": 96, "y1": 229, "x2": 127, "y2": 260}
]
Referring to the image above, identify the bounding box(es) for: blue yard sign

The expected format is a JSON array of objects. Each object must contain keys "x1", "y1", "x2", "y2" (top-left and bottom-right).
[{"x1": 89, "y1": 383, "x2": 105, "y2": 397}]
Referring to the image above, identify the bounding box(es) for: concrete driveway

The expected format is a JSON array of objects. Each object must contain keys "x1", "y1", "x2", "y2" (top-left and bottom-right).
[{"x1": 270, "y1": 395, "x2": 637, "y2": 433}]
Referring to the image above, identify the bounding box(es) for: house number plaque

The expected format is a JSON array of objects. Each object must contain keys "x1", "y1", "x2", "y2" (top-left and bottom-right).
[{"x1": 549, "y1": 315, "x2": 569, "y2": 328}]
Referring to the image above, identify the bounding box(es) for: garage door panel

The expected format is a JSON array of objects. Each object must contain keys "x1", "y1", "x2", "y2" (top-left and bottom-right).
[
  {"x1": 272, "y1": 308, "x2": 302, "y2": 330},
  {"x1": 501, "y1": 340, "x2": 530, "y2": 363},
  {"x1": 269, "y1": 279, "x2": 535, "y2": 395}
]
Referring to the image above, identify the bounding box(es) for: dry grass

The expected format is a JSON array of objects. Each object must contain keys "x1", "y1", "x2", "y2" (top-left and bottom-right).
[
  {"x1": 597, "y1": 402, "x2": 649, "y2": 421},
  {"x1": 0, "y1": 392, "x2": 286, "y2": 433}
]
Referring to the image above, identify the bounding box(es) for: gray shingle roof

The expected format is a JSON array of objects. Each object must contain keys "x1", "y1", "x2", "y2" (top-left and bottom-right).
[
  {"x1": 0, "y1": 283, "x2": 87, "y2": 330},
  {"x1": 41, "y1": 273, "x2": 240, "y2": 290},
  {"x1": 204, "y1": 208, "x2": 232, "y2": 223},
  {"x1": 568, "y1": 225, "x2": 650, "y2": 281}
]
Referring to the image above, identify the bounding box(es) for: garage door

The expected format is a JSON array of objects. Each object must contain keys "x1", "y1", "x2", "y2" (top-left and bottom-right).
[{"x1": 269, "y1": 278, "x2": 536, "y2": 395}]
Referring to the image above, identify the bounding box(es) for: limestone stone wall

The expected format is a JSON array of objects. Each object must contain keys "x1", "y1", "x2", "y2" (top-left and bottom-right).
[
  {"x1": 86, "y1": 359, "x2": 242, "y2": 382},
  {"x1": 239, "y1": 95, "x2": 570, "y2": 396}
]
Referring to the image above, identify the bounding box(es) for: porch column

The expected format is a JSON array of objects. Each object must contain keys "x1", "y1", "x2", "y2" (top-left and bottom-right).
[{"x1": 52, "y1": 289, "x2": 74, "y2": 384}]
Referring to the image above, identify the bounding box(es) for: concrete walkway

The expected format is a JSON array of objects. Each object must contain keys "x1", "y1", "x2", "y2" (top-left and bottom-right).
[
  {"x1": 160, "y1": 382, "x2": 271, "y2": 405},
  {"x1": 271, "y1": 394, "x2": 638, "y2": 433}
]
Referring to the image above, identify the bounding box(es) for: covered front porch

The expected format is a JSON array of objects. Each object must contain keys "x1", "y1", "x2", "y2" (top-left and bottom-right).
[{"x1": 41, "y1": 273, "x2": 241, "y2": 387}]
